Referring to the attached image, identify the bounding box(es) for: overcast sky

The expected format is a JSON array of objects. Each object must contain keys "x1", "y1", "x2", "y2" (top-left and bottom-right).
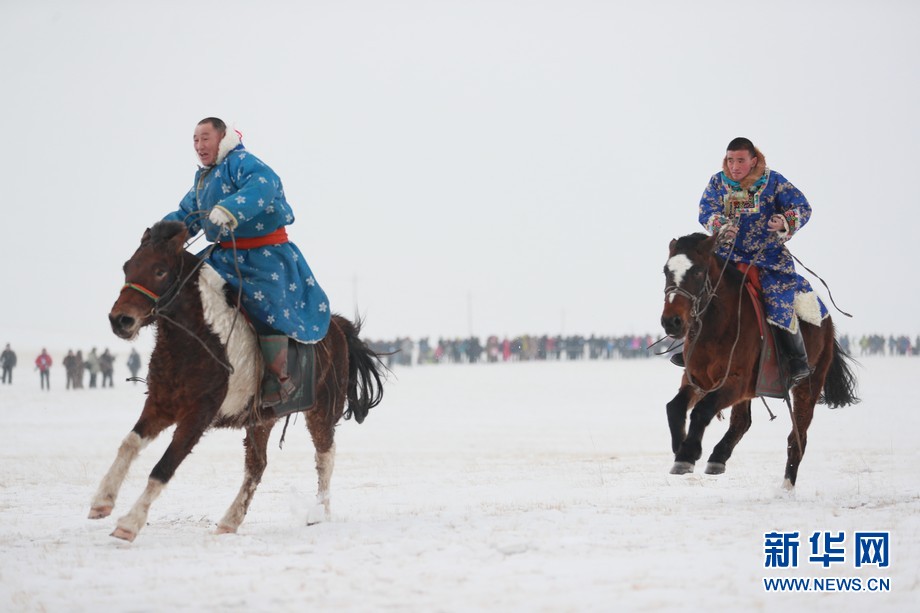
[{"x1": 1, "y1": 0, "x2": 918, "y2": 355}]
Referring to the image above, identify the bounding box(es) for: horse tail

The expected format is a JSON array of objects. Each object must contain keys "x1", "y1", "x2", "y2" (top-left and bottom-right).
[
  {"x1": 819, "y1": 336, "x2": 860, "y2": 409},
  {"x1": 340, "y1": 315, "x2": 386, "y2": 424}
]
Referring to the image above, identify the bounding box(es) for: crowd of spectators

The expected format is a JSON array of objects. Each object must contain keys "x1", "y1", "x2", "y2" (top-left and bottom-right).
[
  {"x1": 850, "y1": 334, "x2": 919, "y2": 357},
  {"x1": 367, "y1": 333, "x2": 920, "y2": 368},
  {"x1": 368, "y1": 334, "x2": 659, "y2": 367}
]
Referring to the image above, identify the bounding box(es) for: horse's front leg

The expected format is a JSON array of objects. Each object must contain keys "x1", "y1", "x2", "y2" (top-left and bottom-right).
[
  {"x1": 705, "y1": 400, "x2": 753, "y2": 474},
  {"x1": 671, "y1": 392, "x2": 726, "y2": 474},
  {"x1": 666, "y1": 385, "x2": 694, "y2": 454},
  {"x1": 88, "y1": 409, "x2": 171, "y2": 519},
  {"x1": 216, "y1": 420, "x2": 275, "y2": 534},
  {"x1": 111, "y1": 416, "x2": 212, "y2": 542}
]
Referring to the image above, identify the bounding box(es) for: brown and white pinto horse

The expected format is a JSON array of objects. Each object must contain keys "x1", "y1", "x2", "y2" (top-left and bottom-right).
[
  {"x1": 660, "y1": 233, "x2": 858, "y2": 489},
  {"x1": 89, "y1": 221, "x2": 385, "y2": 541}
]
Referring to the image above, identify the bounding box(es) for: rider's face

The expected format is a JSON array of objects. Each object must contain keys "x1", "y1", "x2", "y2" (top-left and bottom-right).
[
  {"x1": 193, "y1": 123, "x2": 224, "y2": 167},
  {"x1": 725, "y1": 150, "x2": 758, "y2": 181}
]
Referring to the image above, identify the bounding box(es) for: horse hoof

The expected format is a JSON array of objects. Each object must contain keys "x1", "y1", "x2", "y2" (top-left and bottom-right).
[
  {"x1": 88, "y1": 506, "x2": 112, "y2": 519},
  {"x1": 215, "y1": 524, "x2": 237, "y2": 535},
  {"x1": 110, "y1": 527, "x2": 137, "y2": 542},
  {"x1": 705, "y1": 462, "x2": 726, "y2": 475},
  {"x1": 782, "y1": 478, "x2": 795, "y2": 491},
  {"x1": 306, "y1": 504, "x2": 329, "y2": 526},
  {"x1": 670, "y1": 461, "x2": 695, "y2": 475}
]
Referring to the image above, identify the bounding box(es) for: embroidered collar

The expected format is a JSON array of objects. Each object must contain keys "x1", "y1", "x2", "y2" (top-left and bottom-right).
[{"x1": 721, "y1": 170, "x2": 768, "y2": 191}]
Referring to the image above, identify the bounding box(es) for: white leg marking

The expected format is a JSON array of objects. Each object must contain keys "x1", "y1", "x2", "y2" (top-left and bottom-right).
[
  {"x1": 217, "y1": 475, "x2": 260, "y2": 534},
  {"x1": 307, "y1": 443, "x2": 336, "y2": 524},
  {"x1": 90, "y1": 432, "x2": 148, "y2": 515},
  {"x1": 114, "y1": 478, "x2": 166, "y2": 540}
]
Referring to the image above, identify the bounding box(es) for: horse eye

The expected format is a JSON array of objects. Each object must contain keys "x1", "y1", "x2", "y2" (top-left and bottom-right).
[{"x1": 155, "y1": 268, "x2": 167, "y2": 279}]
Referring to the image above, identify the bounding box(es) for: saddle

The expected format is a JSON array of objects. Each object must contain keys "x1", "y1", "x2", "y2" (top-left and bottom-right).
[
  {"x1": 734, "y1": 264, "x2": 786, "y2": 399},
  {"x1": 225, "y1": 287, "x2": 318, "y2": 418}
]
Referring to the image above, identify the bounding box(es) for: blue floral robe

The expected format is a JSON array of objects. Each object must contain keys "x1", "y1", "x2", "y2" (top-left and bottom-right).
[
  {"x1": 699, "y1": 169, "x2": 828, "y2": 332},
  {"x1": 164, "y1": 143, "x2": 330, "y2": 343}
]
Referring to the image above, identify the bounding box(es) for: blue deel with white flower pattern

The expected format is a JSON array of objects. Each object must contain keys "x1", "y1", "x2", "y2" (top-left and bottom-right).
[
  {"x1": 163, "y1": 144, "x2": 330, "y2": 343},
  {"x1": 698, "y1": 169, "x2": 828, "y2": 332}
]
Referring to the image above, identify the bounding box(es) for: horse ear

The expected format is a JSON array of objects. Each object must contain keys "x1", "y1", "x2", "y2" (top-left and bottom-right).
[
  {"x1": 168, "y1": 227, "x2": 188, "y2": 253},
  {"x1": 669, "y1": 238, "x2": 677, "y2": 253},
  {"x1": 140, "y1": 228, "x2": 152, "y2": 244},
  {"x1": 700, "y1": 233, "x2": 719, "y2": 255}
]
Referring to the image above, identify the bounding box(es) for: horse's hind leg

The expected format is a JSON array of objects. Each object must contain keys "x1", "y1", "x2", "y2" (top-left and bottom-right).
[
  {"x1": 783, "y1": 385, "x2": 819, "y2": 489},
  {"x1": 217, "y1": 421, "x2": 275, "y2": 534},
  {"x1": 88, "y1": 408, "x2": 171, "y2": 519},
  {"x1": 305, "y1": 408, "x2": 337, "y2": 525},
  {"x1": 705, "y1": 400, "x2": 752, "y2": 475}
]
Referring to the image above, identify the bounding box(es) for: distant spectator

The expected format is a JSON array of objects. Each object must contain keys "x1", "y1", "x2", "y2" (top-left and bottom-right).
[
  {"x1": 63, "y1": 350, "x2": 77, "y2": 389},
  {"x1": 127, "y1": 348, "x2": 142, "y2": 383},
  {"x1": 99, "y1": 349, "x2": 115, "y2": 387},
  {"x1": 35, "y1": 349, "x2": 52, "y2": 390},
  {"x1": 85, "y1": 348, "x2": 101, "y2": 388},
  {"x1": 74, "y1": 350, "x2": 85, "y2": 389},
  {"x1": 1, "y1": 343, "x2": 16, "y2": 384}
]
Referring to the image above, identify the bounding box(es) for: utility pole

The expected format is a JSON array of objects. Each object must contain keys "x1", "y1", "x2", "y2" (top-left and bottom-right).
[{"x1": 467, "y1": 291, "x2": 473, "y2": 337}]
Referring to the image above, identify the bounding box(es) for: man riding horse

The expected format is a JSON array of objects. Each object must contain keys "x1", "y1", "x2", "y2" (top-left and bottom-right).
[
  {"x1": 671, "y1": 137, "x2": 828, "y2": 384},
  {"x1": 163, "y1": 117, "x2": 329, "y2": 407}
]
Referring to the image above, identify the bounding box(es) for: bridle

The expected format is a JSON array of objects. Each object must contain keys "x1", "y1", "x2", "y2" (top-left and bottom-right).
[
  {"x1": 118, "y1": 237, "x2": 234, "y2": 373},
  {"x1": 663, "y1": 239, "x2": 751, "y2": 395},
  {"x1": 664, "y1": 273, "x2": 717, "y2": 329}
]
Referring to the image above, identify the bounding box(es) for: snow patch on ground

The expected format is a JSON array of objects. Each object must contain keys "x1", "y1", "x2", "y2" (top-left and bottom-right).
[{"x1": 1, "y1": 358, "x2": 917, "y2": 610}]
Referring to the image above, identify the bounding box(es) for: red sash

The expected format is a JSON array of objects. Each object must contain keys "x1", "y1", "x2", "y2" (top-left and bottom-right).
[{"x1": 218, "y1": 227, "x2": 288, "y2": 249}]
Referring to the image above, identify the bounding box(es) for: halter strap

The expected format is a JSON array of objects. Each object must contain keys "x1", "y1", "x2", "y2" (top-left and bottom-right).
[{"x1": 122, "y1": 282, "x2": 160, "y2": 303}]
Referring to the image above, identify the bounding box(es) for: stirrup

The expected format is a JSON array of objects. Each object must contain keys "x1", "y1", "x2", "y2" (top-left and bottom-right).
[{"x1": 787, "y1": 359, "x2": 811, "y2": 384}]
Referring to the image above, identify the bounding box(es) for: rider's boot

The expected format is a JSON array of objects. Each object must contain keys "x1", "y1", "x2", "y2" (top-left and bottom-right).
[
  {"x1": 669, "y1": 352, "x2": 685, "y2": 367},
  {"x1": 258, "y1": 335, "x2": 296, "y2": 407},
  {"x1": 776, "y1": 326, "x2": 811, "y2": 384}
]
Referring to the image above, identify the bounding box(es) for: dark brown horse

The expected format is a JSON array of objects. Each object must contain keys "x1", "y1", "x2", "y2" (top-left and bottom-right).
[
  {"x1": 89, "y1": 221, "x2": 385, "y2": 541},
  {"x1": 660, "y1": 233, "x2": 858, "y2": 489}
]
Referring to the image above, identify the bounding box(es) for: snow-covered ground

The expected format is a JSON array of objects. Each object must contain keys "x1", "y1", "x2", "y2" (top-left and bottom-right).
[{"x1": 1, "y1": 356, "x2": 917, "y2": 611}]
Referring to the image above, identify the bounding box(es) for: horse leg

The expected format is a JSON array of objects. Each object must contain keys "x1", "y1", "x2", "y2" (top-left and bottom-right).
[
  {"x1": 783, "y1": 385, "x2": 818, "y2": 490},
  {"x1": 666, "y1": 385, "x2": 694, "y2": 454},
  {"x1": 216, "y1": 421, "x2": 275, "y2": 534},
  {"x1": 111, "y1": 417, "x2": 211, "y2": 542},
  {"x1": 671, "y1": 392, "x2": 724, "y2": 474},
  {"x1": 88, "y1": 408, "x2": 172, "y2": 519},
  {"x1": 705, "y1": 400, "x2": 752, "y2": 475},
  {"x1": 305, "y1": 408, "x2": 337, "y2": 525}
]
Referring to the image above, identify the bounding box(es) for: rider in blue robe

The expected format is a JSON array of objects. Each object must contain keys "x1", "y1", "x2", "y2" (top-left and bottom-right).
[
  {"x1": 164, "y1": 118, "x2": 330, "y2": 405},
  {"x1": 697, "y1": 138, "x2": 828, "y2": 382}
]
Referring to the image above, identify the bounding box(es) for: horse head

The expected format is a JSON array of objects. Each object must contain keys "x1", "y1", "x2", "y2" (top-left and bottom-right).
[
  {"x1": 660, "y1": 232, "x2": 719, "y2": 338},
  {"x1": 109, "y1": 221, "x2": 189, "y2": 339}
]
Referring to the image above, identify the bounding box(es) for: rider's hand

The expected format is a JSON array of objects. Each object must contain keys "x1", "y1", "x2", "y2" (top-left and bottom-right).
[
  {"x1": 719, "y1": 224, "x2": 738, "y2": 243},
  {"x1": 767, "y1": 214, "x2": 786, "y2": 232},
  {"x1": 208, "y1": 207, "x2": 236, "y2": 229}
]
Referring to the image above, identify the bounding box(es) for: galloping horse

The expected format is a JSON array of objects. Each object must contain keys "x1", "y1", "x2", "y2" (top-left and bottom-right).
[
  {"x1": 89, "y1": 221, "x2": 385, "y2": 541},
  {"x1": 660, "y1": 233, "x2": 858, "y2": 488}
]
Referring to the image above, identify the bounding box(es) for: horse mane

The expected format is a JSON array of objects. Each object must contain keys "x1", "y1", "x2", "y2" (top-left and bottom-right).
[{"x1": 144, "y1": 221, "x2": 188, "y2": 246}]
